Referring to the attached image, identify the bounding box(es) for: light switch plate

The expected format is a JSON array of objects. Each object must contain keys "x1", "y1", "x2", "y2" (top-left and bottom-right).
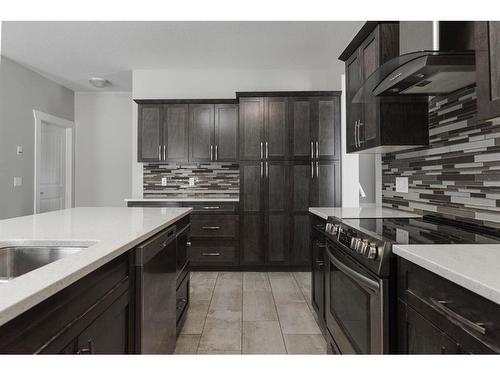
[
  {"x1": 13, "y1": 177, "x2": 22, "y2": 187},
  {"x1": 161, "y1": 177, "x2": 168, "y2": 186},
  {"x1": 189, "y1": 177, "x2": 195, "y2": 187},
  {"x1": 16, "y1": 145, "x2": 23, "y2": 155},
  {"x1": 396, "y1": 177, "x2": 408, "y2": 193}
]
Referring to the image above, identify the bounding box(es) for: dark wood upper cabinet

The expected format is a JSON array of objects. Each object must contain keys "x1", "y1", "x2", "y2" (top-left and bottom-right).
[
  {"x1": 290, "y1": 96, "x2": 341, "y2": 160},
  {"x1": 138, "y1": 101, "x2": 238, "y2": 163},
  {"x1": 189, "y1": 104, "x2": 215, "y2": 162},
  {"x1": 138, "y1": 104, "x2": 162, "y2": 162},
  {"x1": 265, "y1": 97, "x2": 289, "y2": 160},
  {"x1": 290, "y1": 97, "x2": 314, "y2": 159},
  {"x1": 340, "y1": 22, "x2": 429, "y2": 153},
  {"x1": 239, "y1": 97, "x2": 264, "y2": 160},
  {"x1": 314, "y1": 96, "x2": 341, "y2": 160},
  {"x1": 163, "y1": 104, "x2": 189, "y2": 162},
  {"x1": 476, "y1": 21, "x2": 500, "y2": 121},
  {"x1": 215, "y1": 104, "x2": 239, "y2": 162}
]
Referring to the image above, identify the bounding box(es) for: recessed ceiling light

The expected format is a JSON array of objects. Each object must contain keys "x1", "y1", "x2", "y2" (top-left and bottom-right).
[{"x1": 89, "y1": 77, "x2": 110, "y2": 88}]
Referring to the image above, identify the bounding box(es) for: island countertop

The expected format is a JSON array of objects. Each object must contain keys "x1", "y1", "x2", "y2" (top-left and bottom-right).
[
  {"x1": 394, "y1": 244, "x2": 500, "y2": 306},
  {"x1": 0, "y1": 206, "x2": 192, "y2": 326}
]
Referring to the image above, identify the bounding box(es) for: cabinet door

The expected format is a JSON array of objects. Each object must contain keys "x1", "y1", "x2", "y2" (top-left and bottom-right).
[
  {"x1": 240, "y1": 214, "x2": 265, "y2": 265},
  {"x1": 314, "y1": 96, "x2": 341, "y2": 160},
  {"x1": 265, "y1": 162, "x2": 289, "y2": 264},
  {"x1": 311, "y1": 236, "x2": 325, "y2": 319},
  {"x1": 239, "y1": 97, "x2": 264, "y2": 160},
  {"x1": 404, "y1": 304, "x2": 458, "y2": 354},
  {"x1": 291, "y1": 161, "x2": 314, "y2": 212},
  {"x1": 76, "y1": 291, "x2": 131, "y2": 354},
  {"x1": 290, "y1": 97, "x2": 313, "y2": 160},
  {"x1": 138, "y1": 104, "x2": 162, "y2": 162},
  {"x1": 476, "y1": 21, "x2": 500, "y2": 120},
  {"x1": 189, "y1": 104, "x2": 214, "y2": 162},
  {"x1": 313, "y1": 161, "x2": 340, "y2": 207},
  {"x1": 265, "y1": 97, "x2": 289, "y2": 160},
  {"x1": 240, "y1": 162, "x2": 264, "y2": 213},
  {"x1": 215, "y1": 104, "x2": 239, "y2": 162},
  {"x1": 290, "y1": 214, "x2": 311, "y2": 266},
  {"x1": 164, "y1": 104, "x2": 189, "y2": 162},
  {"x1": 345, "y1": 51, "x2": 363, "y2": 153},
  {"x1": 359, "y1": 29, "x2": 380, "y2": 147}
]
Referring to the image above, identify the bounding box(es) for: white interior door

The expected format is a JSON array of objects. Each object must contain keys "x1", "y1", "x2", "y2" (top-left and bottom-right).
[
  {"x1": 34, "y1": 110, "x2": 74, "y2": 214},
  {"x1": 39, "y1": 121, "x2": 67, "y2": 212}
]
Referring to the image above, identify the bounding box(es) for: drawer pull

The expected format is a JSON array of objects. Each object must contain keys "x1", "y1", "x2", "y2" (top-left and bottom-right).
[
  {"x1": 202, "y1": 206, "x2": 220, "y2": 210},
  {"x1": 430, "y1": 298, "x2": 487, "y2": 335},
  {"x1": 202, "y1": 226, "x2": 221, "y2": 230},
  {"x1": 202, "y1": 252, "x2": 221, "y2": 257},
  {"x1": 186, "y1": 241, "x2": 191, "y2": 247}
]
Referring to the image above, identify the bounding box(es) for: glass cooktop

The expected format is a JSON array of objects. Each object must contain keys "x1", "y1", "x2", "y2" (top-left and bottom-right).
[{"x1": 343, "y1": 216, "x2": 500, "y2": 245}]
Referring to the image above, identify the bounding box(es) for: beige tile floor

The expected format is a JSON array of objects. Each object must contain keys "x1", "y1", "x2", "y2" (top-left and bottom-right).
[{"x1": 175, "y1": 271, "x2": 327, "y2": 355}]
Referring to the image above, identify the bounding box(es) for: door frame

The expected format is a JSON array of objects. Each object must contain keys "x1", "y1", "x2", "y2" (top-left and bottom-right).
[{"x1": 33, "y1": 109, "x2": 75, "y2": 214}]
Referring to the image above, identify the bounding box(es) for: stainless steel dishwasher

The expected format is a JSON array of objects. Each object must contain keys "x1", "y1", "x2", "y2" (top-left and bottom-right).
[{"x1": 134, "y1": 225, "x2": 177, "y2": 354}]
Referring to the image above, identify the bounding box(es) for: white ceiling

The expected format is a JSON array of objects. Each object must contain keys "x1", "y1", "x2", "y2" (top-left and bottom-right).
[{"x1": 1, "y1": 21, "x2": 363, "y2": 92}]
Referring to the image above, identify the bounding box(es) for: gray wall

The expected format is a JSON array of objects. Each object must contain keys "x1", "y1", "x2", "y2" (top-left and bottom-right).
[
  {"x1": 75, "y1": 92, "x2": 132, "y2": 207},
  {"x1": 359, "y1": 154, "x2": 376, "y2": 204},
  {"x1": 0, "y1": 57, "x2": 74, "y2": 220}
]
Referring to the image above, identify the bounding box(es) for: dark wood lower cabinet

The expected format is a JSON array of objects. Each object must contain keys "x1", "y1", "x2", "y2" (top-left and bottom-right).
[
  {"x1": 397, "y1": 258, "x2": 500, "y2": 354},
  {"x1": 0, "y1": 254, "x2": 133, "y2": 354},
  {"x1": 290, "y1": 214, "x2": 311, "y2": 265},
  {"x1": 240, "y1": 214, "x2": 265, "y2": 265}
]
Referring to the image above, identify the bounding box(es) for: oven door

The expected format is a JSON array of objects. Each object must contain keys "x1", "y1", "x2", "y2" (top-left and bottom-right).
[{"x1": 325, "y1": 240, "x2": 388, "y2": 354}]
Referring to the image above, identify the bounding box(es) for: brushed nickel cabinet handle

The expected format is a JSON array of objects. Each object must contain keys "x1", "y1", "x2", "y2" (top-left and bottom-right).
[
  {"x1": 163, "y1": 145, "x2": 166, "y2": 160},
  {"x1": 202, "y1": 226, "x2": 221, "y2": 230},
  {"x1": 358, "y1": 121, "x2": 363, "y2": 146},
  {"x1": 311, "y1": 141, "x2": 314, "y2": 158},
  {"x1": 429, "y1": 297, "x2": 487, "y2": 335},
  {"x1": 186, "y1": 241, "x2": 191, "y2": 247},
  {"x1": 316, "y1": 141, "x2": 319, "y2": 158},
  {"x1": 311, "y1": 162, "x2": 314, "y2": 179},
  {"x1": 261, "y1": 162, "x2": 263, "y2": 177},
  {"x1": 260, "y1": 142, "x2": 263, "y2": 159},
  {"x1": 158, "y1": 145, "x2": 162, "y2": 160},
  {"x1": 265, "y1": 161, "x2": 268, "y2": 177},
  {"x1": 215, "y1": 145, "x2": 218, "y2": 161},
  {"x1": 202, "y1": 206, "x2": 220, "y2": 210},
  {"x1": 316, "y1": 162, "x2": 319, "y2": 178},
  {"x1": 210, "y1": 145, "x2": 213, "y2": 161},
  {"x1": 354, "y1": 120, "x2": 358, "y2": 148},
  {"x1": 202, "y1": 252, "x2": 221, "y2": 257},
  {"x1": 265, "y1": 141, "x2": 269, "y2": 159}
]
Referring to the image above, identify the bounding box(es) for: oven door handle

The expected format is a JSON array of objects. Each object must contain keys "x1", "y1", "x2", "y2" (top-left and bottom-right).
[{"x1": 328, "y1": 249, "x2": 380, "y2": 292}]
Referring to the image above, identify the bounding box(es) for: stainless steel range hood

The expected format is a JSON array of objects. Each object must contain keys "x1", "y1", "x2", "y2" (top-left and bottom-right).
[{"x1": 353, "y1": 21, "x2": 476, "y2": 103}]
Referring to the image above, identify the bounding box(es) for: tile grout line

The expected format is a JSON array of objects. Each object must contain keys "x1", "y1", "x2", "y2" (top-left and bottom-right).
[
  {"x1": 268, "y1": 272, "x2": 289, "y2": 354},
  {"x1": 195, "y1": 272, "x2": 219, "y2": 354},
  {"x1": 292, "y1": 272, "x2": 317, "y2": 320}
]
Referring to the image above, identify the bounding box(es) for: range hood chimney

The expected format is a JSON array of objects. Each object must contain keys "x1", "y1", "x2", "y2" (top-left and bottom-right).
[{"x1": 353, "y1": 21, "x2": 476, "y2": 104}]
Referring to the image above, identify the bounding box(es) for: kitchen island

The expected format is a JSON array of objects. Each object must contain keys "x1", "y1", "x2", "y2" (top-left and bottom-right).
[{"x1": 0, "y1": 207, "x2": 191, "y2": 354}]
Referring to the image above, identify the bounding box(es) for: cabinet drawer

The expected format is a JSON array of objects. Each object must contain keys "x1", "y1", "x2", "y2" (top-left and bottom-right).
[
  {"x1": 190, "y1": 215, "x2": 238, "y2": 239},
  {"x1": 188, "y1": 241, "x2": 237, "y2": 265},
  {"x1": 187, "y1": 203, "x2": 238, "y2": 213},
  {"x1": 399, "y1": 258, "x2": 500, "y2": 353}
]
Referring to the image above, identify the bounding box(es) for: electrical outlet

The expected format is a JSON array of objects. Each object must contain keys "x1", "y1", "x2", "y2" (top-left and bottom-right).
[
  {"x1": 161, "y1": 177, "x2": 168, "y2": 186},
  {"x1": 189, "y1": 177, "x2": 195, "y2": 187},
  {"x1": 396, "y1": 177, "x2": 408, "y2": 193},
  {"x1": 16, "y1": 145, "x2": 23, "y2": 155},
  {"x1": 13, "y1": 177, "x2": 22, "y2": 187}
]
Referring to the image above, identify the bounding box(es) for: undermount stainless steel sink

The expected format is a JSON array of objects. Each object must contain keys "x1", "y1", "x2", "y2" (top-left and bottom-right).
[{"x1": 0, "y1": 244, "x2": 91, "y2": 283}]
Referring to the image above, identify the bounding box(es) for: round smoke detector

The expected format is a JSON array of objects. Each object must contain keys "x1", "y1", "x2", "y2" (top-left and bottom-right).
[{"x1": 89, "y1": 77, "x2": 110, "y2": 88}]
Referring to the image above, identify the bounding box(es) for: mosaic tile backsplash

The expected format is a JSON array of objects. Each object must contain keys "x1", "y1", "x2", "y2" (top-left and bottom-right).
[
  {"x1": 143, "y1": 163, "x2": 239, "y2": 199},
  {"x1": 382, "y1": 85, "x2": 500, "y2": 228}
]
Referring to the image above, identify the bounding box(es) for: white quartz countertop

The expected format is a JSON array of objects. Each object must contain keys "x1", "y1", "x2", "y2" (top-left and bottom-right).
[
  {"x1": 394, "y1": 244, "x2": 500, "y2": 306},
  {"x1": 308, "y1": 206, "x2": 422, "y2": 220},
  {"x1": 0, "y1": 206, "x2": 191, "y2": 326},
  {"x1": 125, "y1": 198, "x2": 239, "y2": 202}
]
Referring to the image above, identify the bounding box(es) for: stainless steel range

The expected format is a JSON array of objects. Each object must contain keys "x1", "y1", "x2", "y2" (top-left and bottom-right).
[{"x1": 321, "y1": 215, "x2": 500, "y2": 354}]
